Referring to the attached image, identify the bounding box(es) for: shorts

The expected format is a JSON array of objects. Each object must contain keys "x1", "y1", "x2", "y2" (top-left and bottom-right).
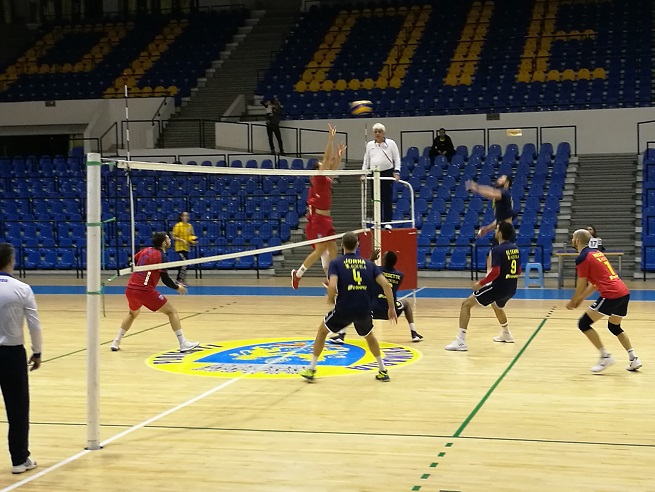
[
  {"x1": 324, "y1": 309, "x2": 374, "y2": 337},
  {"x1": 306, "y1": 214, "x2": 336, "y2": 249},
  {"x1": 590, "y1": 294, "x2": 630, "y2": 317},
  {"x1": 474, "y1": 284, "x2": 515, "y2": 308},
  {"x1": 125, "y1": 287, "x2": 168, "y2": 312},
  {"x1": 372, "y1": 300, "x2": 404, "y2": 320}
]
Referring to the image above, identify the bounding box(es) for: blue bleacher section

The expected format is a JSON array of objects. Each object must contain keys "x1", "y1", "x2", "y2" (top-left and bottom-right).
[
  {"x1": 258, "y1": 0, "x2": 652, "y2": 119},
  {"x1": 0, "y1": 155, "x2": 313, "y2": 272},
  {"x1": 641, "y1": 149, "x2": 655, "y2": 271},
  {"x1": 403, "y1": 141, "x2": 570, "y2": 271},
  {"x1": 0, "y1": 9, "x2": 248, "y2": 104}
]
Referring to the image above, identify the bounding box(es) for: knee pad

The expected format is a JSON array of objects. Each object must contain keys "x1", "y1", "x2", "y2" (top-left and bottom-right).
[
  {"x1": 578, "y1": 313, "x2": 594, "y2": 332},
  {"x1": 608, "y1": 321, "x2": 623, "y2": 336}
]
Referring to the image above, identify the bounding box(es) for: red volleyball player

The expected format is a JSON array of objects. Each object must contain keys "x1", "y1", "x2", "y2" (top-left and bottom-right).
[
  {"x1": 292, "y1": 124, "x2": 346, "y2": 289},
  {"x1": 566, "y1": 228, "x2": 642, "y2": 373},
  {"x1": 111, "y1": 232, "x2": 199, "y2": 352}
]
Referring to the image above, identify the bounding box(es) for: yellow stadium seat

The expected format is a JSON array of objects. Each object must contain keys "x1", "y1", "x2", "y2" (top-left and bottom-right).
[
  {"x1": 154, "y1": 85, "x2": 167, "y2": 96},
  {"x1": 532, "y1": 71, "x2": 546, "y2": 82},
  {"x1": 459, "y1": 73, "x2": 472, "y2": 86},
  {"x1": 562, "y1": 69, "x2": 575, "y2": 81},
  {"x1": 583, "y1": 29, "x2": 596, "y2": 39},
  {"x1": 577, "y1": 68, "x2": 591, "y2": 80},
  {"x1": 375, "y1": 77, "x2": 388, "y2": 89},
  {"x1": 536, "y1": 58, "x2": 548, "y2": 71},
  {"x1": 393, "y1": 65, "x2": 407, "y2": 78},
  {"x1": 104, "y1": 87, "x2": 117, "y2": 98},
  {"x1": 141, "y1": 86, "x2": 153, "y2": 97},
  {"x1": 546, "y1": 69, "x2": 560, "y2": 81},
  {"x1": 362, "y1": 78, "x2": 374, "y2": 90},
  {"x1": 517, "y1": 71, "x2": 531, "y2": 83},
  {"x1": 302, "y1": 70, "x2": 313, "y2": 83},
  {"x1": 348, "y1": 79, "x2": 361, "y2": 90},
  {"x1": 568, "y1": 30, "x2": 582, "y2": 41},
  {"x1": 308, "y1": 80, "x2": 321, "y2": 92},
  {"x1": 335, "y1": 79, "x2": 347, "y2": 91},
  {"x1": 322, "y1": 80, "x2": 334, "y2": 91},
  {"x1": 167, "y1": 85, "x2": 178, "y2": 96},
  {"x1": 389, "y1": 77, "x2": 402, "y2": 89},
  {"x1": 129, "y1": 86, "x2": 141, "y2": 97},
  {"x1": 386, "y1": 7, "x2": 396, "y2": 15},
  {"x1": 61, "y1": 63, "x2": 73, "y2": 73},
  {"x1": 462, "y1": 62, "x2": 476, "y2": 75},
  {"x1": 39, "y1": 64, "x2": 50, "y2": 74},
  {"x1": 592, "y1": 67, "x2": 607, "y2": 79},
  {"x1": 314, "y1": 69, "x2": 326, "y2": 82},
  {"x1": 295, "y1": 80, "x2": 307, "y2": 92},
  {"x1": 444, "y1": 74, "x2": 459, "y2": 86},
  {"x1": 519, "y1": 59, "x2": 533, "y2": 72}
]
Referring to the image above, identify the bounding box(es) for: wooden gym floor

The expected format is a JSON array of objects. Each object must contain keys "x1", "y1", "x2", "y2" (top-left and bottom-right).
[{"x1": 1, "y1": 276, "x2": 654, "y2": 491}]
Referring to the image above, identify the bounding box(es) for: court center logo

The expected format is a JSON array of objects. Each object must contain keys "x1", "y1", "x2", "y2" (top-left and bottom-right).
[{"x1": 146, "y1": 337, "x2": 421, "y2": 379}]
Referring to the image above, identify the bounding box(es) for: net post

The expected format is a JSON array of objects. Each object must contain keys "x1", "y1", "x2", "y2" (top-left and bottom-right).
[
  {"x1": 86, "y1": 152, "x2": 101, "y2": 450},
  {"x1": 373, "y1": 168, "x2": 382, "y2": 266}
]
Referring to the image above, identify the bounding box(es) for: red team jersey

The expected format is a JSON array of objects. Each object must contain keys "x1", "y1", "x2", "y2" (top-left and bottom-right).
[
  {"x1": 127, "y1": 247, "x2": 165, "y2": 291},
  {"x1": 307, "y1": 175, "x2": 332, "y2": 212},
  {"x1": 576, "y1": 247, "x2": 629, "y2": 299}
]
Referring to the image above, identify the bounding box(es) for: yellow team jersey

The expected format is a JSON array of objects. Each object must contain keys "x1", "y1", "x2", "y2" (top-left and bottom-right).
[{"x1": 172, "y1": 222, "x2": 194, "y2": 252}]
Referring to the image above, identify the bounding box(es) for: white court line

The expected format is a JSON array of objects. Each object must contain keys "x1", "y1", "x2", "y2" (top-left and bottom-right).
[
  {"x1": 398, "y1": 287, "x2": 425, "y2": 300},
  {"x1": 3, "y1": 339, "x2": 316, "y2": 491},
  {"x1": 2, "y1": 378, "x2": 239, "y2": 491}
]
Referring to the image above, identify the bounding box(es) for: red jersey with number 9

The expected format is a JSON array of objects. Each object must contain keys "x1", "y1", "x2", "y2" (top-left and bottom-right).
[
  {"x1": 127, "y1": 247, "x2": 165, "y2": 291},
  {"x1": 575, "y1": 247, "x2": 629, "y2": 299}
]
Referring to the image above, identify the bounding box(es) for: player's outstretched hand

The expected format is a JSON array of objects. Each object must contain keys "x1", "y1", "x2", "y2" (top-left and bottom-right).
[
  {"x1": 337, "y1": 142, "x2": 347, "y2": 157},
  {"x1": 176, "y1": 284, "x2": 188, "y2": 295},
  {"x1": 388, "y1": 306, "x2": 398, "y2": 324},
  {"x1": 465, "y1": 180, "x2": 476, "y2": 192},
  {"x1": 328, "y1": 123, "x2": 337, "y2": 137},
  {"x1": 370, "y1": 249, "x2": 381, "y2": 262}
]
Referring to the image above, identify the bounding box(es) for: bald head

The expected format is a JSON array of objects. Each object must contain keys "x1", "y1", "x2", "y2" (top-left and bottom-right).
[{"x1": 572, "y1": 229, "x2": 592, "y2": 251}]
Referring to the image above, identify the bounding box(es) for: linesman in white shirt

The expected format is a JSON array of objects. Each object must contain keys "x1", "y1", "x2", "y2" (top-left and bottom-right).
[
  {"x1": 362, "y1": 123, "x2": 401, "y2": 228},
  {"x1": 0, "y1": 243, "x2": 42, "y2": 474}
]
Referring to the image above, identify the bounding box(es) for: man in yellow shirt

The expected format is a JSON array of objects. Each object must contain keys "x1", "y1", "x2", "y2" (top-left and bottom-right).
[{"x1": 170, "y1": 212, "x2": 195, "y2": 283}]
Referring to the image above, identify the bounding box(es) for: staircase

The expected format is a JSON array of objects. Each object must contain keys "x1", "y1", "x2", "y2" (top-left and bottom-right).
[
  {"x1": 277, "y1": 163, "x2": 363, "y2": 277},
  {"x1": 570, "y1": 154, "x2": 638, "y2": 276},
  {"x1": 159, "y1": 2, "x2": 301, "y2": 149}
]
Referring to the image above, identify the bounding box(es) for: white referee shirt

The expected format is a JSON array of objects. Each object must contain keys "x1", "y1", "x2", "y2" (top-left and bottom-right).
[
  {"x1": 362, "y1": 138, "x2": 401, "y2": 173},
  {"x1": 0, "y1": 273, "x2": 43, "y2": 354}
]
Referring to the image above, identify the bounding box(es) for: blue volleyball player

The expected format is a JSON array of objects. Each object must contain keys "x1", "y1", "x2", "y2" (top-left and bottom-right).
[{"x1": 300, "y1": 232, "x2": 397, "y2": 382}]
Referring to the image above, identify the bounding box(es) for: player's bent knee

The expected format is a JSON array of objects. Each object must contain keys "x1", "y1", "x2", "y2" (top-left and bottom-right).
[
  {"x1": 607, "y1": 321, "x2": 623, "y2": 336},
  {"x1": 578, "y1": 313, "x2": 594, "y2": 332}
]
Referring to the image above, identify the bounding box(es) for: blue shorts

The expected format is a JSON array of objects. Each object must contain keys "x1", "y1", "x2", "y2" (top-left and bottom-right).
[{"x1": 474, "y1": 284, "x2": 515, "y2": 308}]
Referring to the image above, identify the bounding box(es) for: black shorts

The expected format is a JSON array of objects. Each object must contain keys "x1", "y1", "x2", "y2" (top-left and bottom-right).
[
  {"x1": 324, "y1": 309, "x2": 374, "y2": 337},
  {"x1": 590, "y1": 294, "x2": 630, "y2": 317},
  {"x1": 474, "y1": 284, "x2": 515, "y2": 308},
  {"x1": 372, "y1": 300, "x2": 404, "y2": 320}
]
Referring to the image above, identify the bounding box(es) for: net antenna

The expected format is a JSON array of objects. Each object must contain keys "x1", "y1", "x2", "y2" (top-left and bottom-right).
[{"x1": 86, "y1": 155, "x2": 380, "y2": 449}]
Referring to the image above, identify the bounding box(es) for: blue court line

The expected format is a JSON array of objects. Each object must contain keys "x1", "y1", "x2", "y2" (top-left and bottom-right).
[{"x1": 30, "y1": 285, "x2": 655, "y2": 301}]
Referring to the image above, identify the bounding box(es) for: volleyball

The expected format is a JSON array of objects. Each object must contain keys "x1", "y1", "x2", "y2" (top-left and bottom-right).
[{"x1": 350, "y1": 100, "x2": 374, "y2": 116}]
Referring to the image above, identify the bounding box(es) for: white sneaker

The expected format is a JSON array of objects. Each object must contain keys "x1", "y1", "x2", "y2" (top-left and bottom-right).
[
  {"x1": 493, "y1": 330, "x2": 514, "y2": 343},
  {"x1": 12, "y1": 457, "x2": 37, "y2": 474},
  {"x1": 110, "y1": 341, "x2": 120, "y2": 351},
  {"x1": 179, "y1": 340, "x2": 200, "y2": 353},
  {"x1": 627, "y1": 357, "x2": 643, "y2": 371},
  {"x1": 591, "y1": 355, "x2": 616, "y2": 373},
  {"x1": 445, "y1": 339, "x2": 468, "y2": 351}
]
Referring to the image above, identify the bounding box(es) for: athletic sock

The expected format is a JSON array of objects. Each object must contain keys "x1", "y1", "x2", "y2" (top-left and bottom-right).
[
  {"x1": 600, "y1": 347, "x2": 610, "y2": 358},
  {"x1": 457, "y1": 328, "x2": 467, "y2": 341},
  {"x1": 309, "y1": 355, "x2": 318, "y2": 370},
  {"x1": 114, "y1": 328, "x2": 126, "y2": 343},
  {"x1": 296, "y1": 264, "x2": 308, "y2": 278},
  {"x1": 175, "y1": 329, "x2": 186, "y2": 344},
  {"x1": 375, "y1": 355, "x2": 386, "y2": 371},
  {"x1": 627, "y1": 348, "x2": 636, "y2": 361},
  {"x1": 500, "y1": 322, "x2": 510, "y2": 333},
  {"x1": 409, "y1": 322, "x2": 416, "y2": 333}
]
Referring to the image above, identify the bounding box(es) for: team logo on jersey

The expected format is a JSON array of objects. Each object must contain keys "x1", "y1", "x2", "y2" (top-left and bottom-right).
[{"x1": 146, "y1": 337, "x2": 421, "y2": 379}]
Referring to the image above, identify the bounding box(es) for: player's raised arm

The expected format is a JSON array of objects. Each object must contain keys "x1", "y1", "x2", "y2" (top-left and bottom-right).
[
  {"x1": 325, "y1": 142, "x2": 347, "y2": 171},
  {"x1": 466, "y1": 180, "x2": 503, "y2": 200},
  {"x1": 320, "y1": 123, "x2": 337, "y2": 169}
]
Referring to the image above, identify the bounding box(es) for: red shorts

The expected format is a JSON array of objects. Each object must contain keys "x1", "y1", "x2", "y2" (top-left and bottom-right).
[
  {"x1": 125, "y1": 287, "x2": 168, "y2": 312},
  {"x1": 305, "y1": 214, "x2": 335, "y2": 249}
]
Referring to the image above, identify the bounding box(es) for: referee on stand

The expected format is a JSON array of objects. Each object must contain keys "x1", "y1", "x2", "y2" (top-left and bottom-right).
[
  {"x1": 362, "y1": 123, "x2": 401, "y2": 229},
  {"x1": 0, "y1": 243, "x2": 42, "y2": 474}
]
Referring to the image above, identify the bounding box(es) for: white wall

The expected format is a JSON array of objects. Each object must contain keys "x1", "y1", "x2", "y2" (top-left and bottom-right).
[
  {"x1": 0, "y1": 97, "x2": 171, "y2": 153},
  {"x1": 217, "y1": 106, "x2": 655, "y2": 162}
]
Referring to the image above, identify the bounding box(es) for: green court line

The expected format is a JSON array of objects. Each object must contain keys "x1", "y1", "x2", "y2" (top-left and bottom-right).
[{"x1": 452, "y1": 316, "x2": 549, "y2": 437}]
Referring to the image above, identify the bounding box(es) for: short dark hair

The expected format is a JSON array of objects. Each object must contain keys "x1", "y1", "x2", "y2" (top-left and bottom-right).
[
  {"x1": 152, "y1": 232, "x2": 169, "y2": 248},
  {"x1": 505, "y1": 175, "x2": 513, "y2": 187},
  {"x1": 178, "y1": 212, "x2": 188, "y2": 221},
  {"x1": 383, "y1": 251, "x2": 398, "y2": 269},
  {"x1": 342, "y1": 232, "x2": 358, "y2": 252},
  {"x1": 498, "y1": 222, "x2": 515, "y2": 241},
  {"x1": 587, "y1": 225, "x2": 598, "y2": 237},
  {"x1": 0, "y1": 243, "x2": 15, "y2": 270}
]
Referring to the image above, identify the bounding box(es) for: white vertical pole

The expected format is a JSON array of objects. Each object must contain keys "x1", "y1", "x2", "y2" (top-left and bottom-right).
[
  {"x1": 373, "y1": 168, "x2": 382, "y2": 266},
  {"x1": 86, "y1": 152, "x2": 101, "y2": 450}
]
